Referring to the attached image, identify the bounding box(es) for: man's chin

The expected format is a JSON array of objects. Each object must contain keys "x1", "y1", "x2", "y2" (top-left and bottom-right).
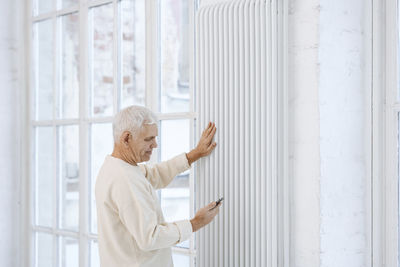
[{"x1": 142, "y1": 154, "x2": 152, "y2": 161}]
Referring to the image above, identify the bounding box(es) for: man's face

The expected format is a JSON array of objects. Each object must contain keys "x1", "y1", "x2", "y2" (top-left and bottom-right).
[{"x1": 129, "y1": 124, "x2": 158, "y2": 163}]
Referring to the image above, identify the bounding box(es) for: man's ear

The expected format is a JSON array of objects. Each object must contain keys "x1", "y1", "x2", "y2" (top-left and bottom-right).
[{"x1": 120, "y1": 131, "x2": 131, "y2": 147}]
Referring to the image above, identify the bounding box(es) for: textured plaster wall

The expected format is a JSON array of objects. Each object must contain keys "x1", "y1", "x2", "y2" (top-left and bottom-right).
[
  {"x1": 288, "y1": 0, "x2": 321, "y2": 266},
  {"x1": 319, "y1": 0, "x2": 368, "y2": 266},
  {"x1": 0, "y1": 0, "x2": 20, "y2": 266}
]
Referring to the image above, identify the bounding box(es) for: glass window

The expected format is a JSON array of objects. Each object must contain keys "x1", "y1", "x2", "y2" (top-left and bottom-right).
[
  {"x1": 59, "y1": 13, "x2": 79, "y2": 119},
  {"x1": 160, "y1": 119, "x2": 190, "y2": 248},
  {"x1": 90, "y1": 239, "x2": 100, "y2": 267},
  {"x1": 59, "y1": 125, "x2": 79, "y2": 230},
  {"x1": 34, "y1": 0, "x2": 53, "y2": 15},
  {"x1": 172, "y1": 253, "x2": 191, "y2": 267},
  {"x1": 89, "y1": 4, "x2": 114, "y2": 117},
  {"x1": 160, "y1": 0, "x2": 190, "y2": 113},
  {"x1": 59, "y1": 237, "x2": 79, "y2": 267},
  {"x1": 90, "y1": 123, "x2": 113, "y2": 234},
  {"x1": 35, "y1": 127, "x2": 54, "y2": 227},
  {"x1": 61, "y1": 0, "x2": 79, "y2": 9},
  {"x1": 30, "y1": 1, "x2": 195, "y2": 265},
  {"x1": 35, "y1": 232, "x2": 54, "y2": 267},
  {"x1": 33, "y1": 19, "x2": 54, "y2": 121},
  {"x1": 120, "y1": 0, "x2": 146, "y2": 108}
]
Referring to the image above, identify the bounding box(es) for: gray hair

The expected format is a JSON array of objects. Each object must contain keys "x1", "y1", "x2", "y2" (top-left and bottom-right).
[{"x1": 112, "y1": 105, "x2": 157, "y2": 142}]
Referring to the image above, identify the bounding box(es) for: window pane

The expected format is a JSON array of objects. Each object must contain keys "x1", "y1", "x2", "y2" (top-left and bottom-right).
[
  {"x1": 172, "y1": 253, "x2": 190, "y2": 267},
  {"x1": 90, "y1": 123, "x2": 113, "y2": 233},
  {"x1": 35, "y1": 232, "x2": 53, "y2": 267},
  {"x1": 36, "y1": 127, "x2": 54, "y2": 227},
  {"x1": 160, "y1": 119, "x2": 190, "y2": 162},
  {"x1": 59, "y1": 13, "x2": 79, "y2": 119},
  {"x1": 61, "y1": 0, "x2": 78, "y2": 9},
  {"x1": 90, "y1": 240, "x2": 100, "y2": 267},
  {"x1": 89, "y1": 4, "x2": 114, "y2": 117},
  {"x1": 33, "y1": 19, "x2": 53, "y2": 120},
  {"x1": 59, "y1": 237, "x2": 79, "y2": 267},
  {"x1": 59, "y1": 125, "x2": 79, "y2": 230},
  {"x1": 34, "y1": 0, "x2": 53, "y2": 15},
  {"x1": 120, "y1": 0, "x2": 146, "y2": 108},
  {"x1": 160, "y1": 120, "x2": 190, "y2": 248},
  {"x1": 160, "y1": 0, "x2": 190, "y2": 113}
]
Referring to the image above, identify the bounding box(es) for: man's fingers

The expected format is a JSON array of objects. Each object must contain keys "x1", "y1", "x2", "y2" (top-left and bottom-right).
[
  {"x1": 205, "y1": 123, "x2": 214, "y2": 136},
  {"x1": 207, "y1": 201, "x2": 217, "y2": 208},
  {"x1": 200, "y1": 124, "x2": 216, "y2": 144},
  {"x1": 205, "y1": 129, "x2": 216, "y2": 143},
  {"x1": 210, "y1": 125, "x2": 216, "y2": 135},
  {"x1": 201, "y1": 122, "x2": 210, "y2": 134},
  {"x1": 201, "y1": 122, "x2": 213, "y2": 138},
  {"x1": 211, "y1": 207, "x2": 219, "y2": 214},
  {"x1": 207, "y1": 142, "x2": 217, "y2": 151},
  {"x1": 211, "y1": 205, "x2": 221, "y2": 215}
]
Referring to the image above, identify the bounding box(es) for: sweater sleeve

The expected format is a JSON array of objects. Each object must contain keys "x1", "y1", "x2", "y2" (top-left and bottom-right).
[
  {"x1": 117, "y1": 188, "x2": 193, "y2": 251},
  {"x1": 139, "y1": 153, "x2": 191, "y2": 189}
]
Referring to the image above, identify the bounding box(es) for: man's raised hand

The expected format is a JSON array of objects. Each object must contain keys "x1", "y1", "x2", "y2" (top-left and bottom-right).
[{"x1": 186, "y1": 122, "x2": 217, "y2": 165}]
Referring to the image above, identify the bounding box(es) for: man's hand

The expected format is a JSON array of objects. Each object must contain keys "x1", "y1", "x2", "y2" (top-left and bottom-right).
[
  {"x1": 186, "y1": 122, "x2": 217, "y2": 165},
  {"x1": 190, "y1": 201, "x2": 221, "y2": 232}
]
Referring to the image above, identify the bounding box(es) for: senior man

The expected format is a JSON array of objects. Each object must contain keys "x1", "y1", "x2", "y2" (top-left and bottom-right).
[{"x1": 95, "y1": 105, "x2": 221, "y2": 267}]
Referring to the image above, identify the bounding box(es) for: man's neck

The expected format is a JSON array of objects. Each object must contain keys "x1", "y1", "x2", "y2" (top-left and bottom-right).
[{"x1": 111, "y1": 147, "x2": 138, "y2": 166}]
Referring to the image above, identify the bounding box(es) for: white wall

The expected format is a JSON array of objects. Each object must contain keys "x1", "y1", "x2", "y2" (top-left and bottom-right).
[
  {"x1": 288, "y1": 0, "x2": 321, "y2": 266},
  {"x1": 290, "y1": 0, "x2": 370, "y2": 266},
  {"x1": 318, "y1": 0, "x2": 368, "y2": 266},
  {"x1": 0, "y1": 0, "x2": 21, "y2": 266}
]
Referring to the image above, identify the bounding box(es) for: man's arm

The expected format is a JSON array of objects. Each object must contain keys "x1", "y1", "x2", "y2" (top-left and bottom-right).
[
  {"x1": 140, "y1": 122, "x2": 217, "y2": 189},
  {"x1": 116, "y1": 181, "x2": 193, "y2": 251},
  {"x1": 139, "y1": 153, "x2": 190, "y2": 189},
  {"x1": 118, "y1": 191, "x2": 221, "y2": 251}
]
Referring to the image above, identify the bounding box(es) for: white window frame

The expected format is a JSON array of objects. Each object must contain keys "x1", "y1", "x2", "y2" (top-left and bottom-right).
[
  {"x1": 371, "y1": 0, "x2": 400, "y2": 265},
  {"x1": 22, "y1": 0, "x2": 199, "y2": 266}
]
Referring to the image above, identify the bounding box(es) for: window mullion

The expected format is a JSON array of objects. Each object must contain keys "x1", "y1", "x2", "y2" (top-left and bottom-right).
[
  {"x1": 113, "y1": 0, "x2": 119, "y2": 114},
  {"x1": 189, "y1": 0, "x2": 195, "y2": 115},
  {"x1": 171, "y1": 246, "x2": 196, "y2": 256},
  {"x1": 145, "y1": 0, "x2": 158, "y2": 112},
  {"x1": 79, "y1": 0, "x2": 90, "y2": 266},
  {"x1": 188, "y1": 1, "x2": 197, "y2": 262},
  {"x1": 190, "y1": 124, "x2": 196, "y2": 261},
  {"x1": 87, "y1": 0, "x2": 113, "y2": 9},
  {"x1": 25, "y1": 2, "x2": 34, "y2": 266},
  {"x1": 51, "y1": 6, "x2": 59, "y2": 265},
  {"x1": 155, "y1": 112, "x2": 196, "y2": 120},
  {"x1": 32, "y1": 6, "x2": 80, "y2": 22}
]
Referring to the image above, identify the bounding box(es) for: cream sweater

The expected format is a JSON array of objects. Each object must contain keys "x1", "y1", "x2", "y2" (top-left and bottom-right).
[{"x1": 95, "y1": 153, "x2": 193, "y2": 267}]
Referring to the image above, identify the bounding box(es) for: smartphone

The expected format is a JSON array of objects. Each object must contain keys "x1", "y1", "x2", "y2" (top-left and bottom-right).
[{"x1": 209, "y1": 197, "x2": 224, "y2": 210}]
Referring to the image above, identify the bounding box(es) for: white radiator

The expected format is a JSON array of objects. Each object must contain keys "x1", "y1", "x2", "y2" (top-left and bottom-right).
[{"x1": 195, "y1": 0, "x2": 288, "y2": 266}]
